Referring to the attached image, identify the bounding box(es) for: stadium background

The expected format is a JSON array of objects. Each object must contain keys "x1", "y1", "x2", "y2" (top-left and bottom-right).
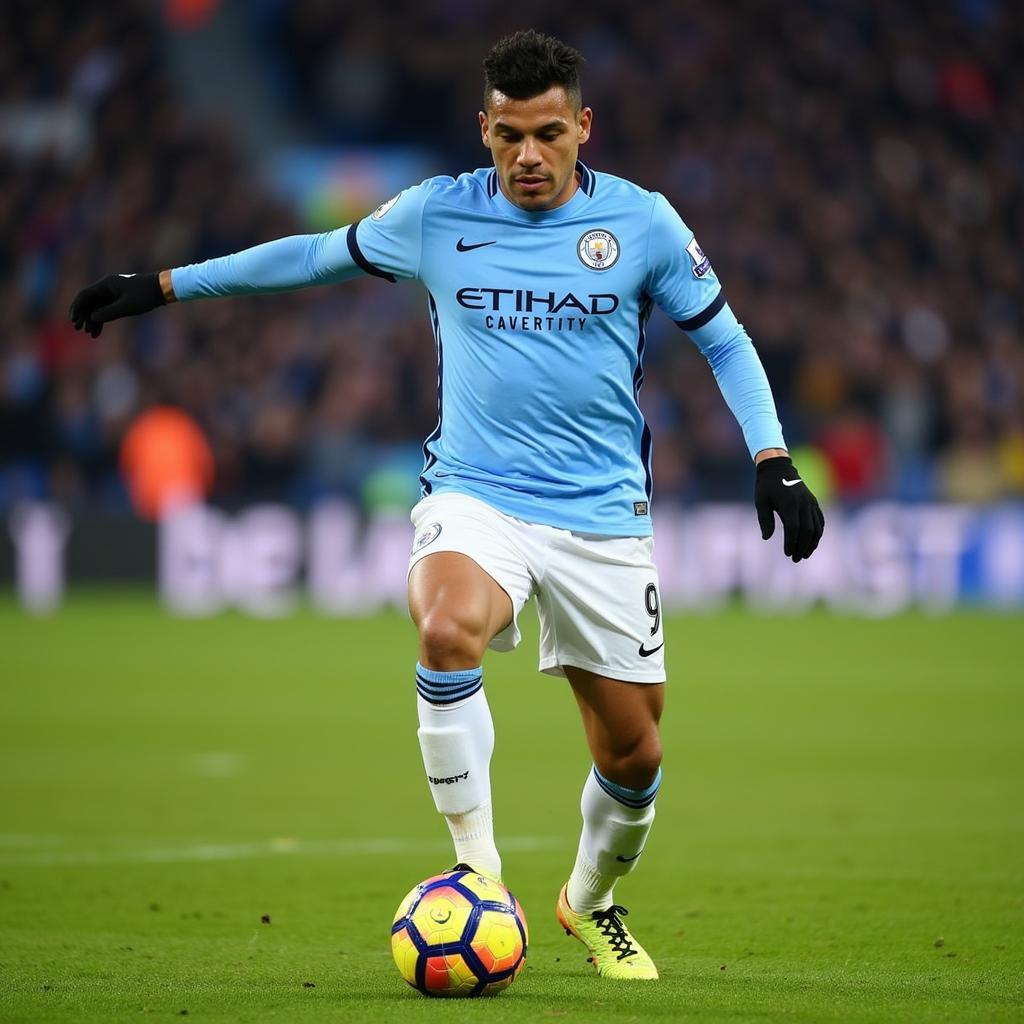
[
  {"x1": 1, "y1": 0, "x2": 1022, "y2": 612},
  {"x1": 0, "y1": 3, "x2": 1021, "y2": 1022}
]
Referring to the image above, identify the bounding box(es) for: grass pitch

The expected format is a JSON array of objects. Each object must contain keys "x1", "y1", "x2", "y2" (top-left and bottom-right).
[{"x1": 0, "y1": 594, "x2": 1021, "y2": 1022}]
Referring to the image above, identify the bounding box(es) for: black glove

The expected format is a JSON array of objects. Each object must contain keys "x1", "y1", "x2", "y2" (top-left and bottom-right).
[
  {"x1": 755, "y1": 455, "x2": 825, "y2": 562},
  {"x1": 69, "y1": 272, "x2": 166, "y2": 337}
]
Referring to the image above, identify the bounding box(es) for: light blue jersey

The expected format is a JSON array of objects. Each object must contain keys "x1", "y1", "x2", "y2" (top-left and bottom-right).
[{"x1": 172, "y1": 162, "x2": 785, "y2": 536}]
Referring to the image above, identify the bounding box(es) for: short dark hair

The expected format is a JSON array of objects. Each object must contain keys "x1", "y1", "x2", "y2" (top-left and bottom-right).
[{"x1": 482, "y1": 30, "x2": 584, "y2": 111}]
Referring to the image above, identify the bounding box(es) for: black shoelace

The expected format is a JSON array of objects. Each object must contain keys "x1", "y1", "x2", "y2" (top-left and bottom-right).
[{"x1": 591, "y1": 905, "x2": 638, "y2": 961}]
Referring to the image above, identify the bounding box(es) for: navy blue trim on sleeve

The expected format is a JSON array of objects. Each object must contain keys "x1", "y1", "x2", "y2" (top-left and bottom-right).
[
  {"x1": 674, "y1": 289, "x2": 725, "y2": 332},
  {"x1": 346, "y1": 222, "x2": 397, "y2": 283}
]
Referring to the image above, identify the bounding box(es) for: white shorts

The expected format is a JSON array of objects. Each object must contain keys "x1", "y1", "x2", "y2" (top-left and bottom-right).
[{"x1": 408, "y1": 492, "x2": 666, "y2": 683}]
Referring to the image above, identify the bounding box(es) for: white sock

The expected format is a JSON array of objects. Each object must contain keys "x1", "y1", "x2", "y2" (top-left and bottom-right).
[
  {"x1": 443, "y1": 801, "x2": 499, "y2": 880},
  {"x1": 415, "y1": 663, "x2": 501, "y2": 881},
  {"x1": 566, "y1": 765, "x2": 661, "y2": 914}
]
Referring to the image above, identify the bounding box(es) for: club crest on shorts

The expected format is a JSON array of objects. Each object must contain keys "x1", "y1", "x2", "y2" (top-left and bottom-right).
[
  {"x1": 372, "y1": 193, "x2": 401, "y2": 220},
  {"x1": 413, "y1": 522, "x2": 442, "y2": 552},
  {"x1": 686, "y1": 236, "x2": 712, "y2": 278},
  {"x1": 577, "y1": 229, "x2": 620, "y2": 271}
]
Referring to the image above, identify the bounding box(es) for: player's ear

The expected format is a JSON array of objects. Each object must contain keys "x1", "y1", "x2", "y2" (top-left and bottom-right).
[
  {"x1": 479, "y1": 110, "x2": 491, "y2": 149},
  {"x1": 577, "y1": 107, "x2": 593, "y2": 145}
]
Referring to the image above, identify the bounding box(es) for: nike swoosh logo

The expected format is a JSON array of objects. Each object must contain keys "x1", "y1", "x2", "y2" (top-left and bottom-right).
[
  {"x1": 638, "y1": 642, "x2": 664, "y2": 658},
  {"x1": 782, "y1": 478, "x2": 803, "y2": 487},
  {"x1": 616, "y1": 850, "x2": 644, "y2": 863},
  {"x1": 456, "y1": 238, "x2": 497, "y2": 252}
]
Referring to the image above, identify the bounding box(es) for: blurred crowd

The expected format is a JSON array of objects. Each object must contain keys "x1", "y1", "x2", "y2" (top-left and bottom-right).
[{"x1": 2, "y1": 0, "x2": 1022, "y2": 516}]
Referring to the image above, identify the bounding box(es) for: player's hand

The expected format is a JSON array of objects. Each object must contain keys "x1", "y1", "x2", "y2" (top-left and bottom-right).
[
  {"x1": 69, "y1": 272, "x2": 166, "y2": 337},
  {"x1": 754, "y1": 456, "x2": 825, "y2": 562}
]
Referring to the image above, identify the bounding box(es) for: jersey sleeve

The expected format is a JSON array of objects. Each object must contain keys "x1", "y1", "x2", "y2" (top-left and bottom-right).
[
  {"x1": 171, "y1": 178, "x2": 441, "y2": 299},
  {"x1": 646, "y1": 193, "x2": 786, "y2": 457},
  {"x1": 644, "y1": 192, "x2": 725, "y2": 328},
  {"x1": 686, "y1": 306, "x2": 787, "y2": 457},
  {"x1": 171, "y1": 230, "x2": 362, "y2": 300},
  {"x1": 351, "y1": 179, "x2": 445, "y2": 282}
]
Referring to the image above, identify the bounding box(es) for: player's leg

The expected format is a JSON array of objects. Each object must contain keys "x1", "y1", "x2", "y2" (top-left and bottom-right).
[
  {"x1": 533, "y1": 531, "x2": 666, "y2": 978},
  {"x1": 409, "y1": 550, "x2": 512, "y2": 881},
  {"x1": 555, "y1": 669, "x2": 664, "y2": 980},
  {"x1": 409, "y1": 550, "x2": 512, "y2": 670},
  {"x1": 407, "y1": 490, "x2": 540, "y2": 884},
  {"x1": 564, "y1": 668, "x2": 663, "y2": 909}
]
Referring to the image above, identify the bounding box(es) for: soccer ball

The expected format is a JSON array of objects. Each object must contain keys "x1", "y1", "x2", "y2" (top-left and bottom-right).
[{"x1": 390, "y1": 867, "x2": 528, "y2": 997}]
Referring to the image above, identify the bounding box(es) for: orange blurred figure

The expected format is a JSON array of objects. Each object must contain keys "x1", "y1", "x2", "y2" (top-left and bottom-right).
[{"x1": 120, "y1": 406, "x2": 214, "y2": 520}]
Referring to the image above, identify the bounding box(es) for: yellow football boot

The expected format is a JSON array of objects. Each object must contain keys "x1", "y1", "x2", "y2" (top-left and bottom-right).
[{"x1": 556, "y1": 884, "x2": 659, "y2": 980}]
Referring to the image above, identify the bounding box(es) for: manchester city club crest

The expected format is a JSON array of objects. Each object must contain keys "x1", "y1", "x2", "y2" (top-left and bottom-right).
[
  {"x1": 577, "y1": 229, "x2": 620, "y2": 271},
  {"x1": 413, "y1": 522, "x2": 442, "y2": 552},
  {"x1": 372, "y1": 193, "x2": 401, "y2": 220}
]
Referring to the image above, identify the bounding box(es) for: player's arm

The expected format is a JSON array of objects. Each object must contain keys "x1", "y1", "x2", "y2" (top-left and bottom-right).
[
  {"x1": 69, "y1": 185, "x2": 431, "y2": 337},
  {"x1": 69, "y1": 230, "x2": 358, "y2": 337},
  {"x1": 685, "y1": 302, "x2": 824, "y2": 562},
  {"x1": 645, "y1": 194, "x2": 824, "y2": 562}
]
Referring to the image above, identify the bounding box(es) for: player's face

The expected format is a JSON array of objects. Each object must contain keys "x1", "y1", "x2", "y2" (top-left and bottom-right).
[{"x1": 480, "y1": 87, "x2": 592, "y2": 211}]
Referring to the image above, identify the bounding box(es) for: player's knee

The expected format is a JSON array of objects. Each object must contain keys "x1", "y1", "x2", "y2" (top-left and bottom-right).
[
  {"x1": 418, "y1": 610, "x2": 488, "y2": 669},
  {"x1": 602, "y1": 732, "x2": 663, "y2": 791},
  {"x1": 626, "y1": 735, "x2": 663, "y2": 789}
]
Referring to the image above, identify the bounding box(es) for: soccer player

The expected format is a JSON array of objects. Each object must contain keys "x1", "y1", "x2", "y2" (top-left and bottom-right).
[{"x1": 70, "y1": 30, "x2": 824, "y2": 980}]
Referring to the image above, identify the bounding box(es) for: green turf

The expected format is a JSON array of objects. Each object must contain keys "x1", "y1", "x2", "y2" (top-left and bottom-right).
[{"x1": 0, "y1": 594, "x2": 1021, "y2": 1022}]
